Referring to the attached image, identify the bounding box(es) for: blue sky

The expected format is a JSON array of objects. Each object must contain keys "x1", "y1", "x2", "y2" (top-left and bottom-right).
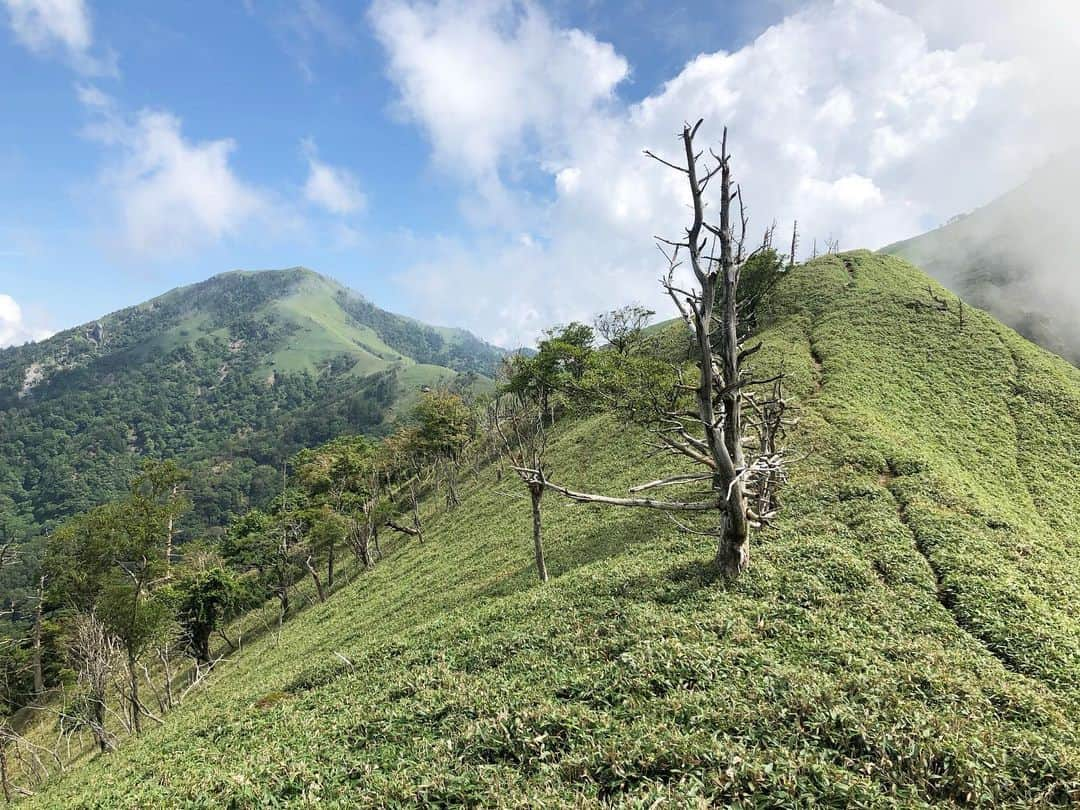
[{"x1": 1, "y1": 0, "x2": 1076, "y2": 346}]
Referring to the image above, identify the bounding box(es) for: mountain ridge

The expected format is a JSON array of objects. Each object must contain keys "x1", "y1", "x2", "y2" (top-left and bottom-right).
[
  {"x1": 882, "y1": 152, "x2": 1080, "y2": 365},
  {"x1": 18, "y1": 251, "x2": 1080, "y2": 807},
  {"x1": 0, "y1": 267, "x2": 504, "y2": 584}
]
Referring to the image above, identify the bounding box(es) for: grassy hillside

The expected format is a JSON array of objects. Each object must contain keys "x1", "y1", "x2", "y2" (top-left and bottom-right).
[
  {"x1": 0, "y1": 268, "x2": 502, "y2": 601},
  {"x1": 882, "y1": 153, "x2": 1080, "y2": 365},
  {"x1": 26, "y1": 253, "x2": 1080, "y2": 807}
]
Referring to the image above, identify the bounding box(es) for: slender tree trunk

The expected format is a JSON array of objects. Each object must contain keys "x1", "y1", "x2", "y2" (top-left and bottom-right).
[
  {"x1": 445, "y1": 460, "x2": 460, "y2": 509},
  {"x1": 529, "y1": 484, "x2": 548, "y2": 583},
  {"x1": 278, "y1": 581, "x2": 289, "y2": 623},
  {"x1": 326, "y1": 539, "x2": 335, "y2": 590},
  {"x1": 31, "y1": 575, "x2": 44, "y2": 694},
  {"x1": 128, "y1": 651, "x2": 142, "y2": 735},
  {"x1": 410, "y1": 481, "x2": 423, "y2": 543},
  {"x1": 160, "y1": 644, "x2": 175, "y2": 710},
  {"x1": 303, "y1": 555, "x2": 326, "y2": 602},
  {"x1": 165, "y1": 482, "x2": 179, "y2": 574},
  {"x1": 92, "y1": 697, "x2": 111, "y2": 753},
  {"x1": 0, "y1": 743, "x2": 10, "y2": 803}
]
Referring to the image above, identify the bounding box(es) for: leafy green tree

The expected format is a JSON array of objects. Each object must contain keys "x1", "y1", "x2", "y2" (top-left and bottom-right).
[
  {"x1": 131, "y1": 459, "x2": 191, "y2": 573},
  {"x1": 414, "y1": 390, "x2": 474, "y2": 508},
  {"x1": 294, "y1": 435, "x2": 377, "y2": 584},
  {"x1": 47, "y1": 493, "x2": 174, "y2": 735},
  {"x1": 221, "y1": 509, "x2": 302, "y2": 622},
  {"x1": 174, "y1": 566, "x2": 249, "y2": 667},
  {"x1": 593, "y1": 306, "x2": 654, "y2": 355}
]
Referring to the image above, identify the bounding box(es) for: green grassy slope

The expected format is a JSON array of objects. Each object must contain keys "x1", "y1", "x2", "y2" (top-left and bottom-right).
[{"x1": 28, "y1": 253, "x2": 1080, "y2": 807}]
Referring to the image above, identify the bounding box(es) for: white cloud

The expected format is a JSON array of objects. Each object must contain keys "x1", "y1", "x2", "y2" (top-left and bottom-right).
[
  {"x1": 374, "y1": 0, "x2": 1045, "y2": 346},
  {"x1": 369, "y1": 0, "x2": 628, "y2": 188},
  {"x1": 0, "y1": 294, "x2": 51, "y2": 347},
  {"x1": 2, "y1": 0, "x2": 115, "y2": 74},
  {"x1": 79, "y1": 87, "x2": 268, "y2": 259},
  {"x1": 302, "y1": 139, "x2": 366, "y2": 215}
]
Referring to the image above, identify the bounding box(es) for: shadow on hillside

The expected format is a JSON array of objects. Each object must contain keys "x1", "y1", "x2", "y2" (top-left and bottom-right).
[{"x1": 477, "y1": 506, "x2": 685, "y2": 600}]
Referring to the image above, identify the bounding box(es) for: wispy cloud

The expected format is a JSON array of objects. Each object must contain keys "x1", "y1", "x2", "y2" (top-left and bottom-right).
[
  {"x1": 78, "y1": 86, "x2": 270, "y2": 260},
  {"x1": 245, "y1": 0, "x2": 356, "y2": 82},
  {"x1": 301, "y1": 138, "x2": 366, "y2": 216},
  {"x1": 2, "y1": 0, "x2": 116, "y2": 75}
]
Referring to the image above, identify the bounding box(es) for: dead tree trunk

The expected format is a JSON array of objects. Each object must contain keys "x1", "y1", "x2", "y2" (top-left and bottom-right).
[
  {"x1": 0, "y1": 741, "x2": 10, "y2": 803},
  {"x1": 127, "y1": 650, "x2": 142, "y2": 735},
  {"x1": 31, "y1": 575, "x2": 44, "y2": 695},
  {"x1": 493, "y1": 397, "x2": 550, "y2": 583},
  {"x1": 789, "y1": 220, "x2": 798, "y2": 269},
  {"x1": 326, "y1": 540, "x2": 334, "y2": 590},
  {"x1": 303, "y1": 555, "x2": 326, "y2": 603},
  {"x1": 410, "y1": 480, "x2": 423, "y2": 542},
  {"x1": 165, "y1": 482, "x2": 178, "y2": 574},
  {"x1": 525, "y1": 119, "x2": 788, "y2": 579},
  {"x1": 528, "y1": 483, "x2": 548, "y2": 583}
]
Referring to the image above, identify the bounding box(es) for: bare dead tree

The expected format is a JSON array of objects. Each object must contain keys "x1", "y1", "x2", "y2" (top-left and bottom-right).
[
  {"x1": 762, "y1": 220, "x2": 776, "y2": 251},
  {"x1": 67, "y1": 612, "x2": 119, "y2": 754},
  {"x1": 523, "y1": 120, "x2": 789, "y2": 577},
  {"x1": 30, "y1": 574, "x2": 45, "y2": 696},
  {"x1": 492, "y1": 396, "x2": 550, "y2": 582},
  {"x1": 789, "y1": 220, "x2": 799, "y2": 270}
]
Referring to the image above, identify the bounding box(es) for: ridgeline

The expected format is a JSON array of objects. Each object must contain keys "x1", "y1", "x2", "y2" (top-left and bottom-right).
[{"x1": 21, "y1": 252, "x2": 1080, "y2": 807}]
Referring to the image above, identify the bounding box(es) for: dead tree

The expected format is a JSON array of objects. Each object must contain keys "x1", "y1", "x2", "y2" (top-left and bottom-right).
[
  {"x1": 524, "y1": 120, "x2": 789, "y2": 577},
  {"x1": 492, "y1": 396, "x2": 550, "y2": 583},
  {"x1": 789, "y1": 220, "x2": 798, "y2": 270},
  {"x1": 31, "y1": 574, "x2": 45, "y2": 695},
  {"x1": 67, "y1": 612, "x2": 118, "y2": 753}
]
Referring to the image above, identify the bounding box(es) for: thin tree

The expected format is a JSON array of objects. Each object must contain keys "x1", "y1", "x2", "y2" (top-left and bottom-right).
[
  {"x1": 492, "y1": 393, "x2": 550, "y2": 582},
  {"x1": 30, "y1": 574, "x2": 45, "y2": 695},
  {"x1": 523, "y1": 120, "x2": 788, "y2": 577},
  {"x1": 789, "y1": 220, "x2": 798, "y2": 270},
  {"x1": 67, "y1": 612, "x2": 118, "y2": 753}
]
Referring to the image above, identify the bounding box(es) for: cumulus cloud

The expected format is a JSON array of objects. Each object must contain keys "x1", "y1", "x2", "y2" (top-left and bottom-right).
[
  {"x1": 302, "y1": 139, "x2": 366, "y2": 215},
  {"x1": 369, "y1": 0, "x2": 628, "y2": 197},
  {"x1": 374, "y1": 0, "x2": 1032, "y2": 345},
  {"x1": 78, "y1": 87, "x2": 269, "y2": 259},
  {"x1": 2, "y1": 0, "x2": 115, "y2": 74},
  {"x1": 0, "y1": 294, "x2": 51, "y2": 347}
]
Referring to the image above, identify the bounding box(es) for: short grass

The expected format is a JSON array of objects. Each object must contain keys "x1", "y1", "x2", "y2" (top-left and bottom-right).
[
  {"x1": 268, "y1": 284, "x2": 407, "y2": 376},
  {"x1": 25, "y1": 253, "x2": 1080, "y2": 808}
]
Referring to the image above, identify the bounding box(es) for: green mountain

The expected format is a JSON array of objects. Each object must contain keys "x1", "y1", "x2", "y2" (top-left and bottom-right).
[
  {"x1": 24, "y1": 253, "x2": 1080, "y2": 807},
  {"x1": 0, "y1": 267, "x2": 502, "y2": 552},
  {"x1": 883, "y1": 153, "x2": 1080, "y2": 364}
]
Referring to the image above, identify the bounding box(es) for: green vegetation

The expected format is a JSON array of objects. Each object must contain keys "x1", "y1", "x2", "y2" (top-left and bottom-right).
[
  {"x1": 17, "y1": 252, "x2": 1080, "y2": 807},
  {"x1": 0, "y1": 267, "x2": 502, "y2": 610}
]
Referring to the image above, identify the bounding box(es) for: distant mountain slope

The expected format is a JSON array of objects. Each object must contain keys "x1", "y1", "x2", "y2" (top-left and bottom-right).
[
  {"x1": 25, "y1": 253, "x2": 1080, "y2": 807},
  {"x1": 0, "y1": 268, "x2": 502, "y2": 551},
  {"x1": 883, "y1": 153, "x2": 1080, "y2": 364}
]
